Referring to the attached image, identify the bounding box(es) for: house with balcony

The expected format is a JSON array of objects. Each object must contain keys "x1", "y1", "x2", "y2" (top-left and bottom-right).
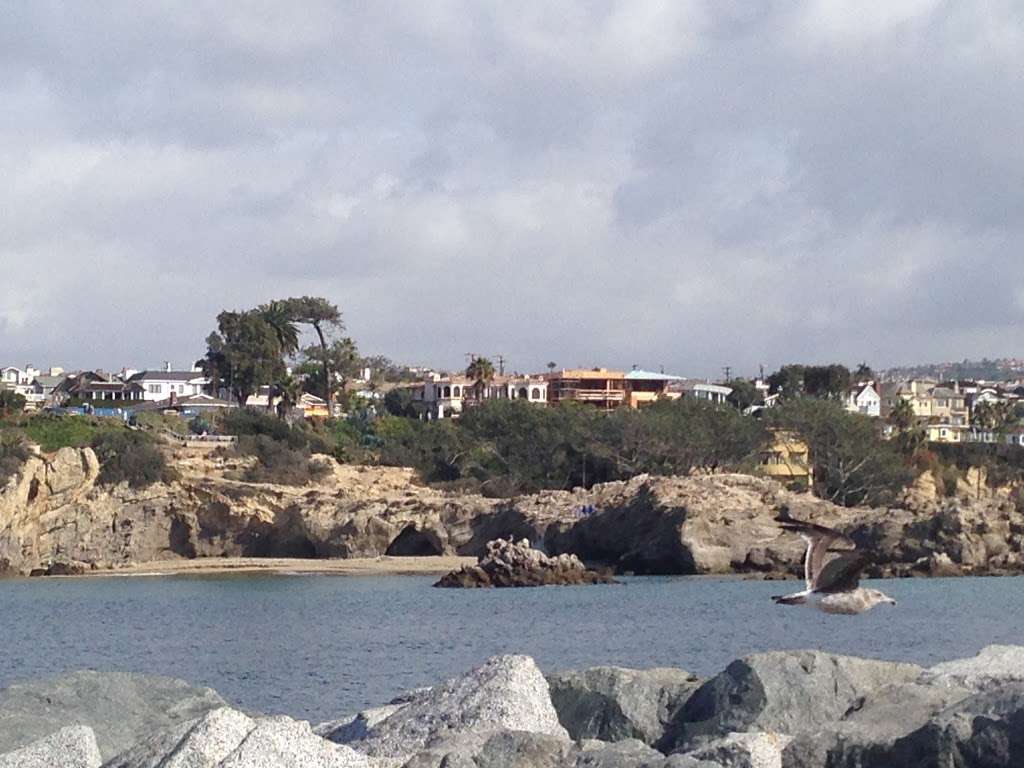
[
  {"x1": 759, "y1": 430, "x2": 813, "y2": 490},
  {"x1": 624, "y1": 369, "x2": 682, "y2": 408},
  {"x1": 491, "y1": 375, "x2": 548, "y2": 404},
  {"x1": 546, "y1": 368, "x2": 626, "y2": 410}
]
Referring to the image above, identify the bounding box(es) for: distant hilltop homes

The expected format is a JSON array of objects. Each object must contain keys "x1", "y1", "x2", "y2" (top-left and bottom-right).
[
  {"x1": 406, "y1": 367, "x2": 736, "y2": 421},
  {"x1": 2, "y1": 358, "x2": 1023, "y2": 447}
]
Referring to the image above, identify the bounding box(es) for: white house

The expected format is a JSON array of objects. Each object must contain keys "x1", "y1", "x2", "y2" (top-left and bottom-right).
[
  {"x1": 490, "y1": 375, "x2": 548, "y2": 404},
  {"x1": 678, "y1": 381, "x2": 733, "y2": 405},
  {"x1": 127, "y1": 368, "x2": 208, "y2": 402},
  {"x1": 845, "y1": 382, "x2": 881, "y2": 417}
]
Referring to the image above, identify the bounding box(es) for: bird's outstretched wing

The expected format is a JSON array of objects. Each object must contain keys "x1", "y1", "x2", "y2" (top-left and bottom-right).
[
  {"x1": 813, "y1": 551, "x2": 869, "y2": 593},
  {"x1": 775, "y1": 512, "x2": 856, "y2": 589}
]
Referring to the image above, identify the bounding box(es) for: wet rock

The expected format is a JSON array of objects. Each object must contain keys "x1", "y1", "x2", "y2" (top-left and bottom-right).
[
  {"x1": 324, "y1": 655, "x2": 568, "y2": 760},
  {"x1": 435, "y1": 538, "x2": 617, "y2": 588},
  {"x1": 0, "y1": 670, "x2": 227, "y2": 761},
  {"x1": 661, "y1": 650, "x2": 921, "y2": 753},
  {"x1": 0, "y1": 725, "x2": 101, "y2": 768},
  {"x1": 548, "y1": 667, "x2": 702, "y2": 745}
]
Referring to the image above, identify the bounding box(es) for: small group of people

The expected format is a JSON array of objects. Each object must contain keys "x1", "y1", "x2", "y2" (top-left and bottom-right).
[{"x1": 577, "y1": 504, "x2": 597, "y2": 518}]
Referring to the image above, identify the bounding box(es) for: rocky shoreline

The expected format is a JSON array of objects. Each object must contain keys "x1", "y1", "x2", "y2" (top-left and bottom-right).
[
  {"x1": 2, "y1": 645, "x2": 1023, "y2": 766},
  {"x1": 3, "y1": 447, "x2": 1024, "y2": 580}
]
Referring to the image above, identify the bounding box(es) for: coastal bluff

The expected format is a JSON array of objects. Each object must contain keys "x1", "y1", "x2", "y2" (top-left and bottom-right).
[
  {"x1": 2, "y1": 447, "x2": 1023, "y2": 578},
  {"x1": 3, "y1": 646, "x2": 1024, "y2": 766}
]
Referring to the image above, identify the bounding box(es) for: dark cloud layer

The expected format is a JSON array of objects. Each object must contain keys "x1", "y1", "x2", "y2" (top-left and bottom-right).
[{"x1": 2, "y1": 1, "x2": 1022, "y2": 377}]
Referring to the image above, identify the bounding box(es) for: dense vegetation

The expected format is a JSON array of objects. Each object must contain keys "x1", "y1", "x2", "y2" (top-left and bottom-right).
[
  {"x1": 0, "y1": 434, "x2": 31, "y2": 488},
  {"x1": 90, "y1": 431, "x2": 177, "y2": 489}
]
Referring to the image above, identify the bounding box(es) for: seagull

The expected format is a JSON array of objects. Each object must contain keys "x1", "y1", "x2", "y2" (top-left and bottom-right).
[{"x1": 771, "y1": 512, "x2": 896, "y2": 615}]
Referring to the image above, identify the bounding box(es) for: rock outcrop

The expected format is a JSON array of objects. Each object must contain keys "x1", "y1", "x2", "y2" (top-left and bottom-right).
[
  {"x1": 547, "y1": 666, "x2": 702, "y2": 745},
  {"x1": 435, "y1": 537, "x2": 618, "y2": 588},
  {"x1": 4, "y1": 447, "x2": 1024, "y2": 579},
  {"x1": 0, "y1": 670, "x2": 227, "y2": 761}
]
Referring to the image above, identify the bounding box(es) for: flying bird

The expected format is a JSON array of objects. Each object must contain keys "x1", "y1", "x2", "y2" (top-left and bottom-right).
[{"x1": 772, "y1": 512, "x2": 896, "y2": 615}]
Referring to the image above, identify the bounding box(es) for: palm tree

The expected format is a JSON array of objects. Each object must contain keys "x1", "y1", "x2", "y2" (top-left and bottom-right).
[
  {"x1": 547, "y1": 361, "x2": 557, "y2": 374},
  {"x1": 258, "y1": 301, "x2": 300, "y2": 359},
  {"x1": 887, "y1": 397, "x2": 916, "y2": 433},
  {"x1": 466, "y1": 357, "x2": 496, "y2": 402},
  {"x1": 274, "y1": 375, "x2": 304, "y2": 419}
]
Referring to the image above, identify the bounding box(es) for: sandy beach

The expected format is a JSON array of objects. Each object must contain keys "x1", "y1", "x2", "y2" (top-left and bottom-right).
[{"x1": 73, "y1": 555, "x2": 478, "y2": 578}]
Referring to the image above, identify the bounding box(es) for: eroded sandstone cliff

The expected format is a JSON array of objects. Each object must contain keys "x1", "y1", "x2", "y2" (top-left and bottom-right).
[{"x1": 2, "y1": 447, "x2": 1022, "y2": 577}]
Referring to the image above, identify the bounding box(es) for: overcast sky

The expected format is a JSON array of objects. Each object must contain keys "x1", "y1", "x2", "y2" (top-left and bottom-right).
[{"x1": 2, "y1": 1, "x2": 1022, "y2": 378}]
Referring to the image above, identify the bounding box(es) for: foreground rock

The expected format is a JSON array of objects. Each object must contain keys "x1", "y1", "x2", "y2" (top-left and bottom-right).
[
  {"x1": 548, "y1": 666, "x2": 702, "y2": 745},
  {"x1": 663, "y1": 650, "x2": 923, "y2": 753},
  {"x1": 323, "y1": 655, "x2": 569, "y2": 761},
  {"x1": 6, "y1": 646, "x2": 1024, "y2": 767},
  {"x1": 0, "y1": 670, "x2": 227, "y2": 761},
  {"x1": 105, "y1": 707, "x2": 372, "y2": 767},
  {"x1": 435, "y1": 538, "x2": 617, "y2": 588},
  {"x1": 0, "y1": 725, "x2": 101, "y2": 768}
]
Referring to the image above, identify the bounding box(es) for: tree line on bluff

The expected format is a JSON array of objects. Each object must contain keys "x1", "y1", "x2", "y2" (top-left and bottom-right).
[{"x1": 3, "y1": 297, "x2": 1023, "y2": 508}]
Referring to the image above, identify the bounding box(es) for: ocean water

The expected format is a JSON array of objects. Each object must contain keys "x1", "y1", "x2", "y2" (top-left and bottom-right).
[{"x1": 1, "y1": 573, "x2": 1022, "y2": 723}]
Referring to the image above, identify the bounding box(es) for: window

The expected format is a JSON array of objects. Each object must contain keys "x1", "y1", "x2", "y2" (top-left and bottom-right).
[
  {"x1": 148, "y1": 384, "x2": 162, "y2": 394},
  {"x1": 531, "y1": 388, "x2": 541, "y2": 400}
]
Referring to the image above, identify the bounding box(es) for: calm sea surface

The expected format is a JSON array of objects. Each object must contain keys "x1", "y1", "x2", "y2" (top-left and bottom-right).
[{"x1": 1, "y1": 574, "x2": 1021, "y2": 723}]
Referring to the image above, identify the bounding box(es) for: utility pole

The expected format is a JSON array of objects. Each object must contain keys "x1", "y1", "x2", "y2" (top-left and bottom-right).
[
  {"x1": 496, "y1": 355, "x2": 506, "y2": 376},
  {"x1": 722, "y1": 366, "x2": 732, "y2": 382}
]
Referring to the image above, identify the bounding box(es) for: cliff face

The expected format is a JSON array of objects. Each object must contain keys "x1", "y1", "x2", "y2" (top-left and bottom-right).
[{"x1": 2, "y1": 448, "x2": 1023, "y2": 577}]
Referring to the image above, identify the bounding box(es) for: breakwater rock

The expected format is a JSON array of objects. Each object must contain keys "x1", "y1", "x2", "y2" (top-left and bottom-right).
[
  {"x1": 3, "y1": 447, "x2": 1024, "y2": 579},
  {"x1": 4, "y1": 646, "x2": 1024, "y2": 766},
  {"x1": 434, "y1": 537, "x2": 618, "y2": 588}
]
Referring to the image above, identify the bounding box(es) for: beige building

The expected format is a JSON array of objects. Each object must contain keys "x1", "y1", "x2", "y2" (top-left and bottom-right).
[
  {"x1": 759, "y1": 430, "x2": 813, "y2": 489},
  {"x1": 546, "y1": 368, "x2": 626, "y2": 410}
]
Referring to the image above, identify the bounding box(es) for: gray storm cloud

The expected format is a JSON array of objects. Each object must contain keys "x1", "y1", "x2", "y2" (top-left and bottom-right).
[{"x1": 1, "y1": 1, "x2": 1021, "y2": 376}]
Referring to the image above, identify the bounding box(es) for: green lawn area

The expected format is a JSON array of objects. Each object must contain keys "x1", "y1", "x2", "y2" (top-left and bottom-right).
[{"x1": 19, "y1": 414, "x2": 129, "y2": 452}]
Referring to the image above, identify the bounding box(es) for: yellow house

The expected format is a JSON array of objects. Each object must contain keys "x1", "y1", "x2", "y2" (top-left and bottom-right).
[
  {"x1": 927, "y1": 423, "x2": 965, "y2": 443},
  {"x1": 760, "y1": 430, "x2": 813, "y2": 489}
]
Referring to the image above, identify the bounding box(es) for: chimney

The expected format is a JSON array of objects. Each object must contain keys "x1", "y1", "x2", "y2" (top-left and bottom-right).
[{"x1": 163, "y1": 361, "x2": 172, "y2": 372}]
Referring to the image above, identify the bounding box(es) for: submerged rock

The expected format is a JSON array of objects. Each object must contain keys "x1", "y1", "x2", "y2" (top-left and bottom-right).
[
  {"x1": 324, "y1": 655, "x2": 568, "y2": 760},
  {"x1": 434, "y1": 538, "x2": 617, "y2": 588},
  {"x1": 0, "y1": 725, "x2": 101, "y2": 768},
  {"x1": 0, "y1": 670, "x2": 227, "y2": 761},
  {"x1": 548, "y1": 666, "x2": 702, "y2": 745}
]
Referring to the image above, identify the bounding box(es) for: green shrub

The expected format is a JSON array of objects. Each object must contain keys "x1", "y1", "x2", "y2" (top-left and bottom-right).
[
  {"x1": 0, "y1": 435, "x2": 31, "y2": 488},
  {"x1": 233, "y1": 435, "x2": 332, "y2": 486},
  {"x1": 91, "y1": 431, "x2": 177, "y2": 489},
  {"x1": 0, "y1": 390, "x2": 27, "y2": 415},
  {"x1": 220, "y1": 408, "x2": 331, "y2": 453}
]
